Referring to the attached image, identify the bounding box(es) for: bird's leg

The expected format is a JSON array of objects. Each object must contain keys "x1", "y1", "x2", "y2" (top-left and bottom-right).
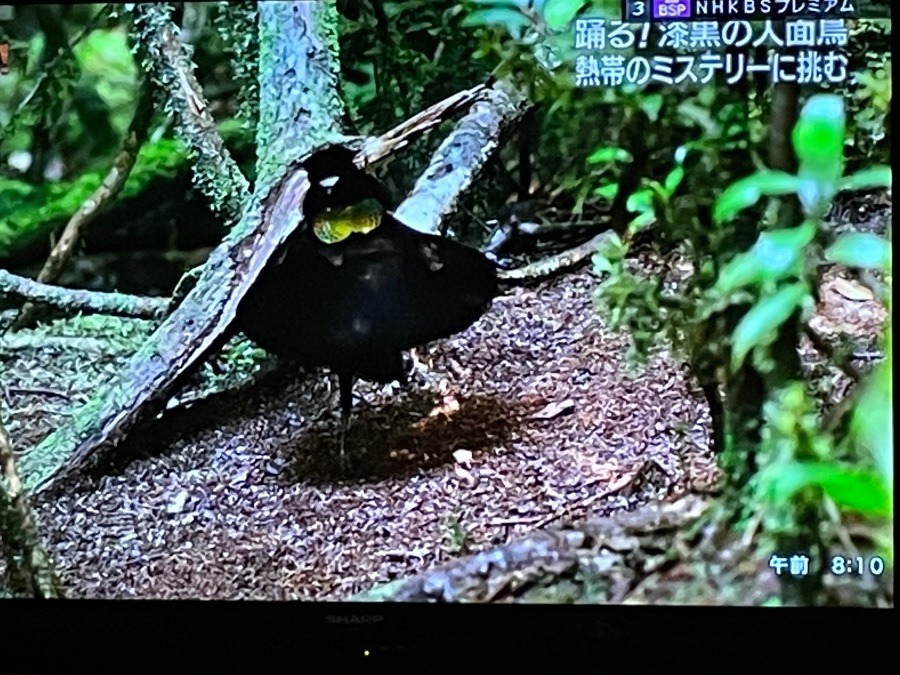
[
  {"x1": 406, "y1": 347, "x2": 432, "y2": 387},
  {"x1": 337, "y1": 372, "x2": 355, "y2": 471}
]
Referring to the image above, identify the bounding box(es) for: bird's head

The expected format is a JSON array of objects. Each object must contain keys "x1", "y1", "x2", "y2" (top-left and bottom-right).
[{"x1": 301, "y1": 147, "x2": 393, "y2": 244}]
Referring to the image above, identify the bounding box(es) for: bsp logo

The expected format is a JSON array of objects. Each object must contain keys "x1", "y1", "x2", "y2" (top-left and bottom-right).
[{"x1": 653, "y1": 0, "x2": 692, "y2": 18}]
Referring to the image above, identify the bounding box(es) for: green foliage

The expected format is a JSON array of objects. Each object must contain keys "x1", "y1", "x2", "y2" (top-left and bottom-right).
[
  {"x1": 72, "y1": 26, "x2": 137, "y2": 138},
  {"x1": 624, "y1": 148, "x2": 688, "y2": 235},
  {"x1": 729, "y1": 282, "x2": 810, "y2": 373},
  {"x1": 542, "y1": 0, "x2": 587, "y2": 30},
  {"x1": 0, "y1": 139, "x2": 185, "y2": 257},
  {"x1": 793, "y1": 95, "x2": 846, "y2": 219},
  {"x1": 335, "y1": 0, "x2": 491, "y2": 198},
  {"x1": 1, "y1": 8, "x2": 133, "y2": 178},
  {"x1": 760, "y1": 461, "x2": 890, "y2": 518},
  {"x1": 713, "y1": 171, "x2": 801, "y2": 225},
  {"x1": 591, "y1": 233, "x2": 669, "y2": 362},
  {"x1": 340, "y1": 1, "x2": 487, "y2": 129},
  {"x1": 842, "y1": 20, "x2": 892, "y2": 164},
  {"x1": 28, "y1": 313, "x2": 154, "y2": 349},
  {"x1": 839, "y1": 165, "x2": 892, "y2": 193},
  {"x1": 443, "y1": 513, "x2": 469, "y2": 554},
  {"x1": 825, "y1": 232, "x2": 892, "y2": 271},
  {"x1": 592, "y1": 84, "x2": 892, "y2": 596},
  {"x1": 711, "y1": 221, "x2": 815, "y2": 297},
  {"x1": 851, "y1": 337, "x2": 892, "y2": 497},
  {"x1": 754, "y1": 382, "x2": 889, "y2": 534},
  {"x1": 0, "y1": 111, "x2": 252, "y2": 259}
]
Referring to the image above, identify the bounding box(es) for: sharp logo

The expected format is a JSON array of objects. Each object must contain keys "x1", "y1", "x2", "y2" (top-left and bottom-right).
[{"x1": 325, "y1": 614, "x2": 385, "y2": 625}]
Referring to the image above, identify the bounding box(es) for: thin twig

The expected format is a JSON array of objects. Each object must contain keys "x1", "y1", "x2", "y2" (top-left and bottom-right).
[
  {"x1": 533, "y1": 462, "x2": 651, "y2": 530},
  {"x1": 823, "y1": 497, "x2": 861, "y2": 560},
  {"x1": 5, "y1": 387, "x2": 74, "y2": 400},
  {"x1": 823, "y1": 383, "x2": 861, "y2": 434},
  {"x1": 12, "y1": 83, "x2": 156, "y2": 330},
  {"x1": 499, "y1": 229, "x2": 618, "y2": 283},
  {"x1": 0, "y1": 269, "x2": 169, "y2": 321}
]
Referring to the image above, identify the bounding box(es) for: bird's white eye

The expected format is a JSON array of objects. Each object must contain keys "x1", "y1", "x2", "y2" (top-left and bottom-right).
[{"x1": 319, "y1": 175, "x2": 340, "y2": 189}]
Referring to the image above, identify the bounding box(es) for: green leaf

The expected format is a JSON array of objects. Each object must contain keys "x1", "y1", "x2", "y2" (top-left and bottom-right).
[
  {"x1": 588, "y1": 146, "x2": 632, "y2": 164},
  {"x1": 714, "y1": 221, "x2": 816, "y2": 295},
  {"x1": 714, "y1": 171, "x2": 801, "y2": 224},
  {"x1": 542, "y1": 0, "x2": 585, "y2": 30},
  {"x1": 760, "y1": 462, "x2": 891, "y2": 517},
  {"x1": 730, "y1": 283, "x2": 808, "y2": 371},
  {"x1": 593, "y1": 182, "x2": 619, "y2": 200},
  {"x1": 852, "y1": 355, "x2": 892, "y2": 491},
  {"x1": 627, "y1": 210, "x2": 656, "y2": 234},
  {"x1": 594, "y1": 231, "x2": 625, "y2": 262},
  {"x1": 626, "y1": 188, "x2": 653, "y2": 214},
  {"x1": 825, "y1": 232, "x2": 891, "y2": 271},
  {"x1": 664, "y1": 166, "x2": 684, "y2": 195},
  {"x1": 715, "y1": 252, "x2": 768, "y2": 296},
  {"x1": 638, "y1": 93, "x2": 664, "y2": 122},
  {"x1": 839, "y1": 165, "x2": 893, "y2": 192},
  {"x1": 793, "y1": 94, "x2": 845, "y2": 174},
  {"x1": 591, "y1": 252, "x2": 614, "y2": 274},
  {"x1": 793, "y1": 94, "x2": 845, "y2": 216}
]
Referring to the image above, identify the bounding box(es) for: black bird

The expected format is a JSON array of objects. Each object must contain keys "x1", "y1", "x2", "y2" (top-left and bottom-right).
[{"x1": 235, "y1": 147, "x2": 498, "y2": 464}]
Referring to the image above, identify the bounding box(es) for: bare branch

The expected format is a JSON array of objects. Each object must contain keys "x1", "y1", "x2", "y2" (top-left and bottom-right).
[
  {"x1": 355, "y1": 84, "x2": 489, "y2": 169},
  {"x1": 350, "y1": 496, "x2": 707, "y2": 602},
  {"x1": 0, "y1": 269, "x2": 169, "y2": 321},
  {"x1": 499, "y1": 230, "x2": 618, "y2": 283},
  {"x1": 394, "y1": 79, "x2": 529, "y2": 235}
]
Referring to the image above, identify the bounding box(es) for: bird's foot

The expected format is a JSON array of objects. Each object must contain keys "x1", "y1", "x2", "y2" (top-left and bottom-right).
[
  {"x1": 334, "y1": 408, "x2": 356, "y2": 475},
  {"x1": 335, "y1": 448, "x2": 355, "y2": 475},
  {"x1": 405, "y1": 348, "x2": 433, "y2": 387},
  {"x1": 379, "y1": 381, "x2": 404, "y2": 398}
]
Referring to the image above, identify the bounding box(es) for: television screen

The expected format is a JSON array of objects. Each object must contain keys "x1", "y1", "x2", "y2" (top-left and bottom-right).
[{"x1": 0, "y1": 0, "x2": 891, "y2": 621}]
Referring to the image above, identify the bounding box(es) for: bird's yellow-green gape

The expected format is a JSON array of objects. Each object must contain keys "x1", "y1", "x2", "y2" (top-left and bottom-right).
[{"x1": 312, "y1": 198, "x2": 384, "y2": 244}]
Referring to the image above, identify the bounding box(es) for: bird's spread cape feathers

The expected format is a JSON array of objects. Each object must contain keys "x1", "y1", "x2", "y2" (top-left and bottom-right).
[{"x1": 236, "y1": 153, "x2": 498, "y2": 393}]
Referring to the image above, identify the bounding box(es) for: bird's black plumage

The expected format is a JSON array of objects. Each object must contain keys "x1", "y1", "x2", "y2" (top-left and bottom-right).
[{"x1": 235, "y1": 148, "x2": 498, "y2": 428}]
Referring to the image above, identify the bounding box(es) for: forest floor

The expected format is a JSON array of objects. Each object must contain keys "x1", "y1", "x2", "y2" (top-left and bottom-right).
[{"x1": 0, "y1": 192, "x2": 891, "y2": 603}]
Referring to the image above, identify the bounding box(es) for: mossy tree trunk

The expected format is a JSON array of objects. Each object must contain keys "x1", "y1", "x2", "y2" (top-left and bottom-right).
[{"x1": 17, "y1": 1, "x2": 349, "y2": 494}]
